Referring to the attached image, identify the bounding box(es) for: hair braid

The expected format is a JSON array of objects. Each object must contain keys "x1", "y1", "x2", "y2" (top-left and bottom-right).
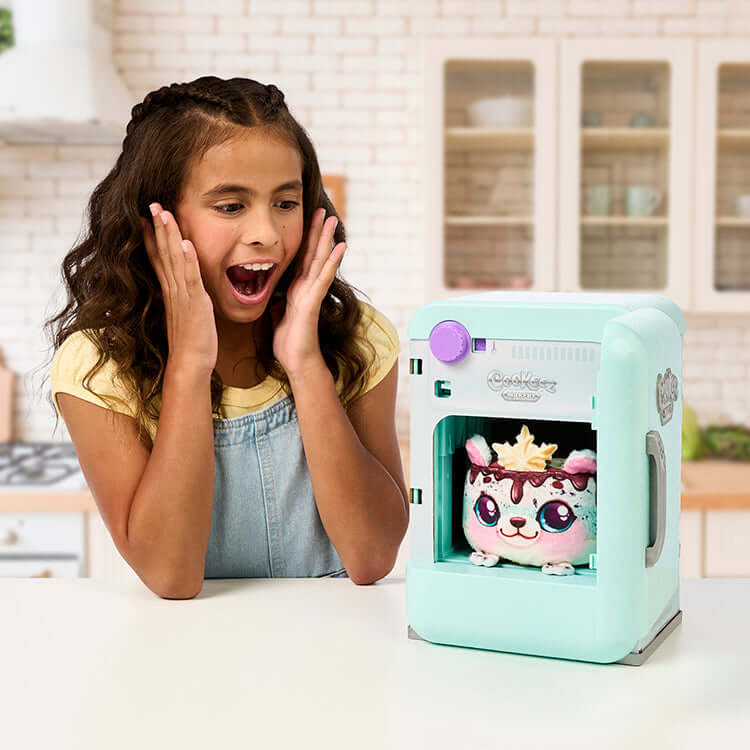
[
  {"x1": 263, "y1": 83, "x2": 286, "y2": 118},
  {"x1": 126, "y1": 81, "x2": 236, "y2": 139}
]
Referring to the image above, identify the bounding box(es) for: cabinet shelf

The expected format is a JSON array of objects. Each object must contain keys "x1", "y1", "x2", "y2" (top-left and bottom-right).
[
  {"x1": 716, "y1": 217, "x2": 750, "y2": 227},
  {"x1": 445, "y1": 127, "x2": 534, "y2": 151},
  {"x1": 445, "y1": 215, "x2": 533, "y2": 226},
  {"x1": 580, "y1": 216, "x2": 669, "y2": 227},
  {"x1": 581, "y1": 128, "x2": 670, "y2": 151},
  {"x1": 717, "y1": 129, "x2": 750, "y2": 150}
]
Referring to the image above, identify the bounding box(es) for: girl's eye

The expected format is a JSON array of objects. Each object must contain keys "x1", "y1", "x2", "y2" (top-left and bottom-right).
[
  {"x1": 214, "y1": 201, "x2": 299, "y2": 214},
  {"x1": 216, "y1": 203, "x2": 242, "y2": 214},
  {"x1": 474, "y1": 494, "x2": 499, "y2": 527},
  {"x1": 537, "y1": 501, "x2": 575, "y2": 533}
]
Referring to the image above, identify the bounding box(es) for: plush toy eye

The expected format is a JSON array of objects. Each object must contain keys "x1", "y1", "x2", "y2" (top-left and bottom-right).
[
  {"x1": 537, "y1": 501, "x2": 575, "y2": 532},
  {"x1": 474, "y1": 494, "x2": 499, "y2": 527}
]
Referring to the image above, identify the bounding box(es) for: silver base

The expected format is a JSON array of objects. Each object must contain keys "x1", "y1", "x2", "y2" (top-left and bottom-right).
[{"x1": 407, "y1": 609, "x2": 682, "y2": 666}]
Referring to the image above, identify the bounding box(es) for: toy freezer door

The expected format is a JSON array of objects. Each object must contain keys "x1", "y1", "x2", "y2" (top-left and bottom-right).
[{"x1": 594, "y1": 311, "x2": 655, "y2": 656}]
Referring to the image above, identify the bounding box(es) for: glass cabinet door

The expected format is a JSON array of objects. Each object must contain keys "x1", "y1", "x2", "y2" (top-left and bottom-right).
[
  {"x1": 559, "y1": 39, "x2": 693, "y2": 308},
  {"x1": 424, "y1": 39, "x2": 556, "y2": 300},
  {"x1": 695, "y1": 41, "x2": 750, "y2": 312}
]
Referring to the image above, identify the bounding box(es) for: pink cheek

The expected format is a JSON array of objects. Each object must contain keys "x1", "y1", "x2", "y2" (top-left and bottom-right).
[
  {"x1": 466, "y1": 516, "x2": 501, "y2": 552},
  {"x1": 536, "y1": 521, "x2": 587, "y2": 557}
]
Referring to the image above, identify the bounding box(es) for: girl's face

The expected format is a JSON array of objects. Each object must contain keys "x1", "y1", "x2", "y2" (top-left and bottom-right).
[{"x1": 175, "y1": 127, "x2": 304, "y2": 343}]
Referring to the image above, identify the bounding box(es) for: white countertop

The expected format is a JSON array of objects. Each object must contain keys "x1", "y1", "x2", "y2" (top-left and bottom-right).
[{"x1": 1, "y1": 576, "x2": 748, "y2": 749}]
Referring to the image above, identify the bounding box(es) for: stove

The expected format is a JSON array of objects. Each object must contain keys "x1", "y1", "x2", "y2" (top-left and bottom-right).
[{"x1": 0, "y1": 442, "x2": 87, "y2": 490}]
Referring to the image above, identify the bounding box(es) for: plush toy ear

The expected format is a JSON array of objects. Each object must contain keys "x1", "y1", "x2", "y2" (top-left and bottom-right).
[
  {"x1": 562, "y1": 449, "x2": 597, "y2": 474},
  {"x1": 466, "y1": 435, "x2": 492, "y2": 466}
]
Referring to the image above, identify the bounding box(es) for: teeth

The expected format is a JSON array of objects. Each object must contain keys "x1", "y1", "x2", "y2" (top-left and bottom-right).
[{"x1": 238, "y1": 262, "x2": 274, "y2": 271}]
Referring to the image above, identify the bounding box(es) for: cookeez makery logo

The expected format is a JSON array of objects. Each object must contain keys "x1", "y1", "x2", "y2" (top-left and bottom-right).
[{"x1": 487, "y1": 369, "x2": 558, "y2": 402}]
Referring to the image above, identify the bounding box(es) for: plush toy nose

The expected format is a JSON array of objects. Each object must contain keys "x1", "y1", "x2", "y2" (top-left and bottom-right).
[{"x1": 510, "y1": 517, "x2": 526, "y2": 529}]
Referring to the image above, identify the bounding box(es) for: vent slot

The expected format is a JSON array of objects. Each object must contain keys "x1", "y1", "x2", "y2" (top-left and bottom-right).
[{"x1": 511, "y1": 344, "x2": 597, "y2": 362}]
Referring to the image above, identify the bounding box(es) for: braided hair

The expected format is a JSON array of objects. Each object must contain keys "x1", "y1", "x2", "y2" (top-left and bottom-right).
[
  {"x1": 264, "y1": 83, "x2": 286, "y2": 117},
  {"x1": 42, "y1": 76, "x2": 375, "y2": 451},
  {"x1": 126, "y1": 81, "x2": 239, "y2": 138}
]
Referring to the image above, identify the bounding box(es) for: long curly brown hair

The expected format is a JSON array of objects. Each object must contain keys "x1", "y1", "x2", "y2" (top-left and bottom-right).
[{"x1": 41, "y1": 76, "x2": 375, "y2": 450}]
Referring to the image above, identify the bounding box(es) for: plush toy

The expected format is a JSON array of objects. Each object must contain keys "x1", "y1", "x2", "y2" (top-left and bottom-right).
[{"x1": 463, "y1": 426, "x2": 597, "y2": 576}]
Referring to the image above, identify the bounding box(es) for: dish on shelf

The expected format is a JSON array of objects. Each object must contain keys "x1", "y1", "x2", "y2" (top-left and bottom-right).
[{"x1": 467, "y1": 96, "x2": 532, "y2": 127}]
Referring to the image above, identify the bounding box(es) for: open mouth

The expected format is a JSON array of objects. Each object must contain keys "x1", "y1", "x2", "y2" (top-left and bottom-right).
[{"x1": 226, "y1": 263, "x2": 276, "y2": 299}]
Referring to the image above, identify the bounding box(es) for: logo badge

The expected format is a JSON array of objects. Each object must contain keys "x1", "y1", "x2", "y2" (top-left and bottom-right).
[
  {"x1": 656, "y1": 368, "x2": 679, "y2": 425},
  {"x1": 487, "y1": 369, "x2": 557, "y2": 403}
]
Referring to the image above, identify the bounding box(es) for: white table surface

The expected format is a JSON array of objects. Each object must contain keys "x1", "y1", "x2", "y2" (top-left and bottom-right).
[{"x1": 1, "y1": 576, "x2": 748, "y2": 750}]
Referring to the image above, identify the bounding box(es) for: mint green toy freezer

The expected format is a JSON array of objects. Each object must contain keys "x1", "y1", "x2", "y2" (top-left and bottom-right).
[{"x1": 406, "y1": 291, "x2": 684, "y2": 665}]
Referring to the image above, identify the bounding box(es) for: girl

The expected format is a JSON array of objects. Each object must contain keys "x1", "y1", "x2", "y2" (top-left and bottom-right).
[{"x1": 44, "y1": 76, "x2": 408, "y2": 599}]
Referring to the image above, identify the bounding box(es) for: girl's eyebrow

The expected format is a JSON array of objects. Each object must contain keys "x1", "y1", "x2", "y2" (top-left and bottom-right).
[{"x1": 202, "y1": 180, "x2": 303, "y2": 198}]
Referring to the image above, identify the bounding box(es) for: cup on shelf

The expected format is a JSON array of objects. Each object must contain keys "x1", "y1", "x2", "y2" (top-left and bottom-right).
[
  {"x1": 489, "y1": 169, "x2": 505, "y2": 209},
  {"x1": 734, "y1": 194, "x2": 750, "y2": 217},
  {"x1": 584, "y1": 185, "x2": 612, "y2": 216},
  {"x1": 630, "y1": 112, "x2": 655, "y2": 128},
  {"x1": 581, "y1": 110, "x2": 602, "y2": 127},
  {"x1": 626, "y1": 186, "x2": 662, "y2": 216},
  {"x1": 453, "y1": 278, "x2": 477, "y2": 289},
  {"x1": 509, "y1": 275, "x2": 532, "y2": 289},
  {"x1": 467, "y1": 96, "x2": 532, "y2": 127}
]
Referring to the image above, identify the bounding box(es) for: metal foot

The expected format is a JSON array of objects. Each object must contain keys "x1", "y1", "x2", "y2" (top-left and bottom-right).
[{"x1": 616, "y1": 609, "x2": 682, "y2": 666}]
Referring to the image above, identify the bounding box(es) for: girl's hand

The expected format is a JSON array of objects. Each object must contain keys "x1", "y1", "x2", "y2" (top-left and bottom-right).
[
  {"x1": 142, "y1": 203, "x2": 218, "y2": 375},
  {"x1": 270, "y1": 208, "x2": 347, "y2": 380}
]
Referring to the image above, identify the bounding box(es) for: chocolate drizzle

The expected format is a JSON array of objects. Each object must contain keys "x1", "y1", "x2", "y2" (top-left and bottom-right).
[{"x1": 469, "y1": 462, "x2": 595, "y2": 504}]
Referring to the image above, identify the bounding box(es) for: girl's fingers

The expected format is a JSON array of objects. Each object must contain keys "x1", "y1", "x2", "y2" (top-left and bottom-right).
[
  {"x1": 311, "y1": 241, "x2": 346, "y2": 298},
  {"x1": 157, "y1": 209, "x2": 187, "y2": 292},
  {"x1": 307, "y1": 214, "x2": 339, "y2": 281},
  {"x1": 142, "y1": 217, "x2": 167, "y2": 289},
  {"x1": 181, "y1": 239, "x2": 202, "y2": 288},
  {"x1": 147, "y1": 203, "x2": 174, "y2": 292},
  {"x1": 149, "y1": 203, "x2": 172, "y2": 281},
  {"x1": 145, "y1": 204, "x2": 204, "y2": 297},
  {"x1": 300, "y1": 208, "x2": 326, "y2": 279}
]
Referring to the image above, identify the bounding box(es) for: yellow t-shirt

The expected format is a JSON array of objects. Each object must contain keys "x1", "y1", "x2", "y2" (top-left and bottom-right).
[{"x1": 50, "y1": 300, "x2": 399, "y2": 444}]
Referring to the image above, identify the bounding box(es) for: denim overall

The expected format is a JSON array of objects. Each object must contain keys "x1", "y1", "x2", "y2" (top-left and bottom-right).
[{"x1": 204, "y1": 394, "x2": 347, "y2": 579}]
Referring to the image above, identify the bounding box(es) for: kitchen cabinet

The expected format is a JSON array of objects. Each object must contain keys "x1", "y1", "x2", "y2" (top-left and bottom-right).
[
  {"x1": 0, "y1": 510, "x2": 85, "y2": 578},
  {"x1": 695, "y1": 40, "x2": 750, "y2": 312},
  {"x1": 424, "y1": 38, "x2": 707, "y2": 309},
  {"x1": 558, "y1": 38, "x2": 694, "y2": 308},
  {"x1": 0, "y1": 491, "x2": 135, "y2": 583},
  {"x1": 681, "y1": 458, "x2": 750, "y2": 577},
  {"x1": 424, "y1": 38, "x2": 557, "y2": 299}
]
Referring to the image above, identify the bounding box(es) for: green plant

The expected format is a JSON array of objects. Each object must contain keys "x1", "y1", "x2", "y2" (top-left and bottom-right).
[
  {"x1": 0, "y1": 7, "x2": 13, "y2": 54},
  {"x1": 682, "y1": 402, "x2": 709, "y2": 459},
  {"x1": 703, "y1": 424, "x2": 750, "y2": 461},
  {"x1": 682, "y1": 401, "x2": 750, "y2": 462}
]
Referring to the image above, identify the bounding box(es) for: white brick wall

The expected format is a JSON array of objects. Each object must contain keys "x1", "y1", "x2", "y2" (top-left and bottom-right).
[{"x1": 1, "y1": 0, "x2": 750, "y2": 444}]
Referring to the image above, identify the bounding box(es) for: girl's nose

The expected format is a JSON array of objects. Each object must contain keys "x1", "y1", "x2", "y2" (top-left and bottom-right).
[{"x1": 240, "y1": 210, "x2": 281, "y2": 248}]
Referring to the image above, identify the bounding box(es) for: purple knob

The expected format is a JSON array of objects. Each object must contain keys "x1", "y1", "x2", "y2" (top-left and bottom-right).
[{"x1": 429, "y1": 321, "x2": 470, "y2": 364}]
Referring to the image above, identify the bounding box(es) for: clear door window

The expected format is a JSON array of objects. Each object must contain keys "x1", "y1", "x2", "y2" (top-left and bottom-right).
[
  {"x1": 444, "y1": 61, "x2": 535, "y2": 290},
  {"x1": 715, "y1": 64, "x2": 750, "y2": 292},
  {"x1": 579, "y1": 62, "x2": 671, "y2": 290}
]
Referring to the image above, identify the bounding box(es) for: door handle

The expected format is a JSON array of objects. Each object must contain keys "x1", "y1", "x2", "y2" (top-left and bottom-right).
[{"x1": 645, "y1": 430, "x2": 667, "y2": 568}]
